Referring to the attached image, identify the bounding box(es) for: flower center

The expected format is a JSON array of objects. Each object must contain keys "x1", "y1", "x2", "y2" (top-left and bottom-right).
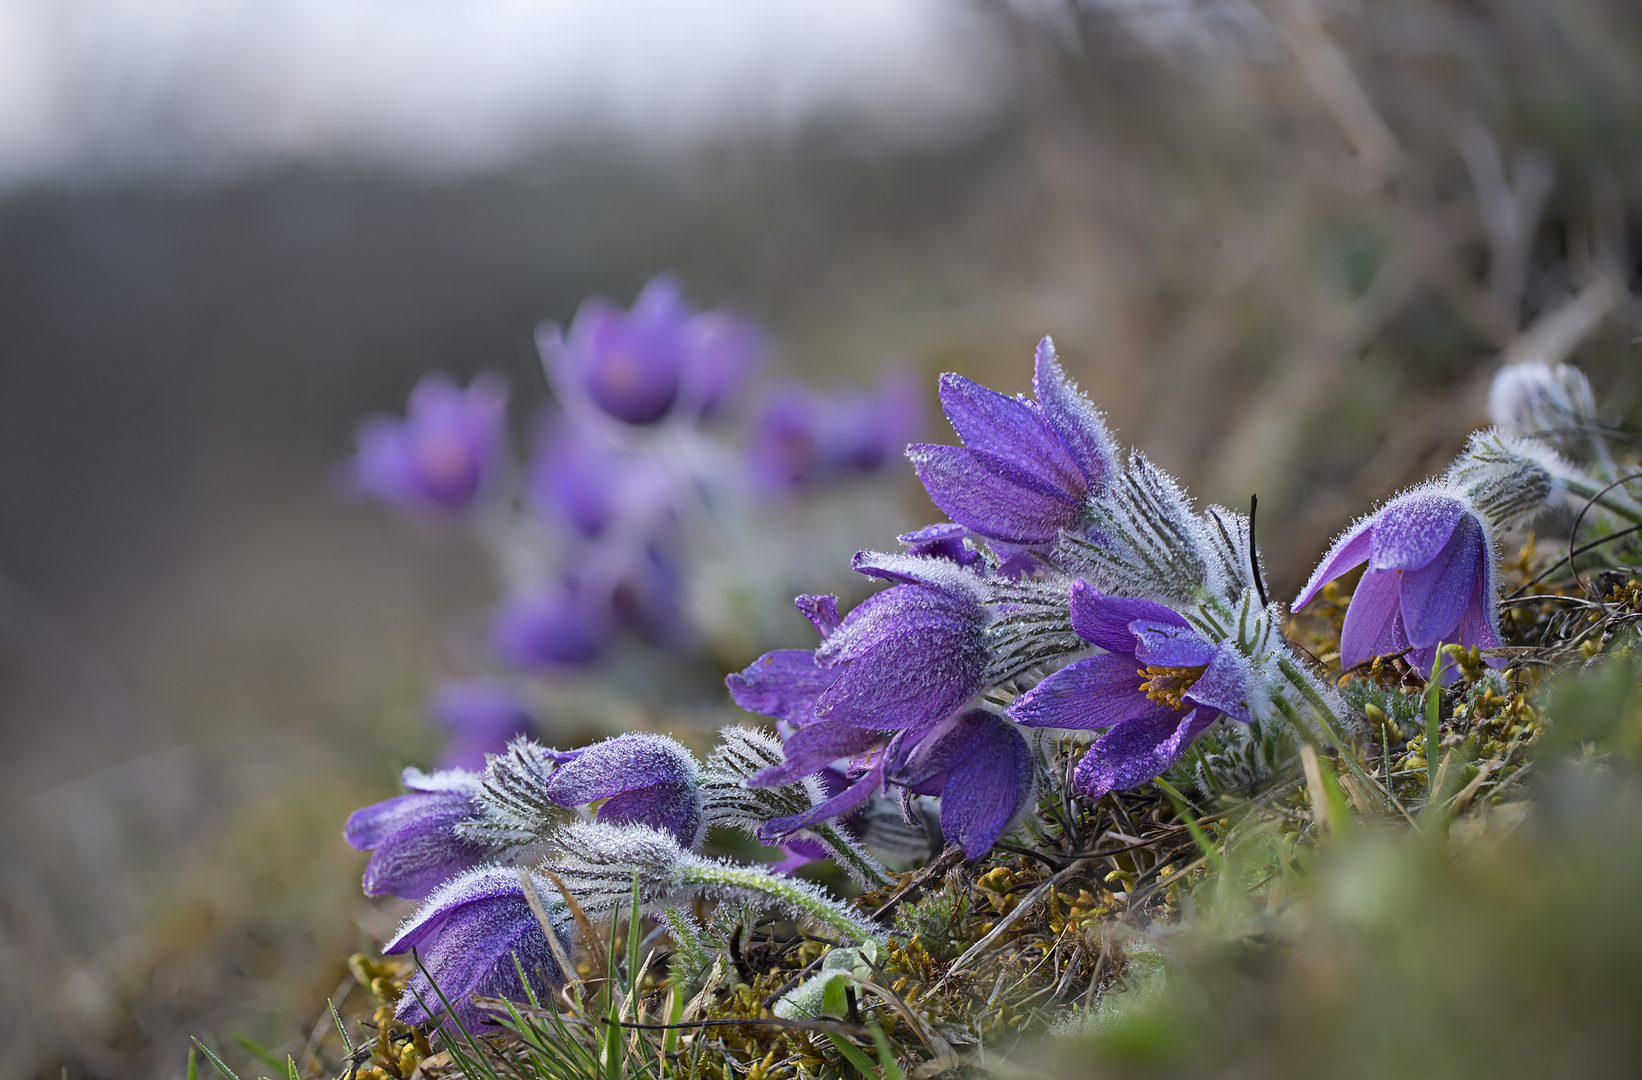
[{"x1": 1137, "y1": 664, "x2": 1208, "y2": 710}]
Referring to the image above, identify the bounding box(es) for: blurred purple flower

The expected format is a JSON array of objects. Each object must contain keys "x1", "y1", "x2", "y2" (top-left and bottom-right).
[
  {"x1": 907, "y1": 338, "x2": 1116, "y2": 548},
  {"x1": 525, "y1": 417, "x2": 641, "y2": 539},
  {"x1": 1009, "y1": 581, "x2": 1252, "y2": 800},
  {"x1": 1293, "y1": 489, "x2": 1502, "y2": 682},
  {"x1": 344, "y1": 767, "x2": 489, "y2": 900},
  {"x1": 431, "y1": 680, "x2": 537, "y2": 771},
  {"x1": 351, "y1": 373, "x2": 508, "y2": 512},
  {"x1": 544, "y1": 733, "x2": 705, "y2": 849},
  {"x1": 490, "y1": 581, "x2": 612, "y2": 669},
  {"x1": 747, "y1": 371, "x2": 924, "y2": 491},
  {"x1": 386, "y1": 866, "x2": 571, "y2": 1032},
  {"x1": 540, "y1": 275, "x2": 762, "y2": 427}
]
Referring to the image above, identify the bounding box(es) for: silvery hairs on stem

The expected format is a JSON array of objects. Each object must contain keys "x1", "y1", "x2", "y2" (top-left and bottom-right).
[
  {"x1": 699, "y1": 726, "x2": 890, "y2": 888},
  {"x1": 1445, "y1": 427, "x2": 1589, "y2": 531},
  {"x1": 546, "y1": 821, "x2": 884, "y2": 945}
]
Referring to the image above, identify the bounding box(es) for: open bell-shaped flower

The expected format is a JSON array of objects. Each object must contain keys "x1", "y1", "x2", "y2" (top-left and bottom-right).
[
  {"x1": 1008, "y1": 582, "x2": 1254, "y2": 800},
  {"x1": 386, "y1": 866, "x2": 572, "y2": 1032},
  {"x1": 1293, "y1": 487, "x2": 1502, "y2": 683},
  {"x1": 350, "y1": 373, "x2": 508, "y2": 512},
  {"x1": 344, "y1": 767, "x2": 491, "y2": 900}
]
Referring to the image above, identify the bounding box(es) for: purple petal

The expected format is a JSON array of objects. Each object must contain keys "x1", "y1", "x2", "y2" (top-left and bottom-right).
[
  {"x1": 936, "y1": 372, "x2": 1085, "y2": 494},
  {"x1": 813, "y1": 626, "x2": 987, "y2": 731},
  {"x1": 795, "y1": 595, "x2": 842, "y2": 639},
  {"x1": 938, "y1": 718, "x2": 1035, "y2": 858},
  {"x1": 1293, "y1": 517, "x2": 1374, "y2": 611},
  {"x1": 908, "y1": 443, "x2": 1082, "y2": 545},
  {"x1": 1181, "y1": 648, "x2": 1252, "y2": 724},
  {"x1": 1032, "y1": 338, "x2": 1116, "y2": 493},
  {"x1": 1072, "y1": 709, "x2": 1214, "y2": 799},
  {"x1": 348, "y1": 791, "x2": 487, "y2": 899},
  {"x1": 1130, "y1": 621, "x2": 1219, "y2": 668},
  {"x1": 1399, "y1": 513, "x2": 1482, "y2": 648},
  {"x1": 748, "y1": 722, "x2": 883, "y2": 788},
  {"x1": 759, "y1": 757, "x2": 885, "y2": 841},
  {"x1": 345, "y1": 793, "x2": 439, "y2": 850},
  {"x1": 1008, "y1": 654, "x2": 1158, "y2": 730},
  {"x1": 1340, "y1": 568, "x2": 1410, "y2": 670},
  {"x1": 726, "y1": 649, "x2": 839, "y2": 725},
  {"x1": 596, "y1": 782, "x2": 704, "y2": 847},
  {"x1": 544, "y1": 734, "x2": 695, "y2": 806},
  {"x1": 1368, "y1": 491, "x2": 1466, "y2": 573},
  {"x1": 1067, "y1": 580, "x2": 1188, "y2": 654},
  {"x1": 571, "y1": 277, "x2": 689, "y2": 425}
]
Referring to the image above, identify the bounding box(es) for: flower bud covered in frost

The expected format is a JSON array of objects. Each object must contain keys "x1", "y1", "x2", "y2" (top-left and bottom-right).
[
  {"x1": 542, "y1": 733, "x2": 706, "y2": 849},
  {"x1": 344, "y1": 767, "x2": 490, "y2": 900},
  {"x1": 385, "y1": 866, "x2": 572, "y2": 1031}
]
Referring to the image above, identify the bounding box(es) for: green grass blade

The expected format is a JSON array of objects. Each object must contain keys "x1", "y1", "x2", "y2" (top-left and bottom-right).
[
  {"x1": 189, "y1": 1039, "x2": 244, "y2": 1080},
  {"x1": 1425, "y1": 652, "x2": 1443, "y2": 803},
  {"x1": 286, "y1": 1056, "x2": 300, "y2": 1080},
  {"x1": 327, "y1": 999, "x2": 353, "y2": 1056},
  {"x1": 825, "y1": 1032, "x2": 881, "y2": 1077},
  {"x1": 230, "y1": 1034, "x2": 283, "y2": 1071},
  {"x1": 870, "y1": 1023, "x2": 904, "y2": 1080},
  {"x1": 187, "y1": 1047, "x2": 199, "y2": 1080}
]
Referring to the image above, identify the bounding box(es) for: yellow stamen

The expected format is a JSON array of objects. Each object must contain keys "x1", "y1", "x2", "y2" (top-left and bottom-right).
[{"x1": 1137, "y1": 664, "x2": 1208, "y2": 709}]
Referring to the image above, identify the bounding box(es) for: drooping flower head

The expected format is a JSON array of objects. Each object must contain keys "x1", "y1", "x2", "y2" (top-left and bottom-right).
[
  {"x1": 430, "y1": 679, "x2": 537, "y2": 771},
  {"x1": 907, "y1": 338, "x2": 1116, "y2": 549},
  {"x1": 748, "y1": 371, "x2": 924, "y2": 492},
  {"x1": 1488, "y1": 361, "x2": 1602, "y2": 460},
  {"x1": 539, "y1": 275, "x2": 761, "y2": 427},
  {"x1": 1294, "y1": 487, "x2": 1502, "y2": 683},
  {"x1": 543, "y1": 733, "x2": 706, "y2": 850},
  {"x1": 1009, "y1": 581, "x2": 1254, "y2": 800},
  {"x1": 386, "y1": 866, "x2": 572, "y2": 1032},
  {"x1": 344, "y1": 767, "x2": 490, "y2": 900},
  {"x1": 350, "y1": 373, "x2": 508, "y2": 512}
]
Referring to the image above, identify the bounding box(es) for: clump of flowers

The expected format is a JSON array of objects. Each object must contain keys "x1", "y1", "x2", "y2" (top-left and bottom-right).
[{"x1": 301, "y1": 302, "x2": 1642, "y2": 1080}]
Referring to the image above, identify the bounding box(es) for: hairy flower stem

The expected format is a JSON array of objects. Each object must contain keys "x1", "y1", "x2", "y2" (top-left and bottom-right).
[
  {"x1": 809, "y1": 823, "x2": 893, "y2": 891},
  {"x1": 1562, "y1": 474, "x2": 1642, "y2": 525},
  {"x1": 676, "y1": 859, "x2": 884, "y2": 946},
  {"x1": 662, "y1": 904, "x2": 710, "y2": 981}
]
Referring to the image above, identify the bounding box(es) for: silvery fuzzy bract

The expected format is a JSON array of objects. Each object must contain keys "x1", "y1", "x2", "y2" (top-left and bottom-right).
[
  {"x1": 344, "y1": 766, "x2": 491, "y2": 900},
  {"x1": 1295, "y1": 486, "x2": 1503, "y2": 683},
  {"x1": 907, "y1": 338, "x2": 1117, "y2": 549},
  {"x1": 385, "y1": 865, "x2": 572, "y2": 1031},
  {"x1": 1446, "y1": 427, "x2": 1583, "y2": 531},
  {"x1": 1488, "y1": 360, "x2": 1601, "y2": 459}
]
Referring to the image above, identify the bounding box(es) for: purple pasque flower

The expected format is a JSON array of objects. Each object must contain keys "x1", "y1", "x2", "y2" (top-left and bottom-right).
[
  {"x1": 431, "y1": 679, "x2": 538, "y2": 771},
  {"x1": 1008, "y1": 581, "x2": 1253, "y2": 800},
  {"x1": 387, "y1": 866, "x2": 571, "y2": 1032},
  {"x1": 727, "y1": 552, "x2": 991, "y2": 736},
  {"x1": 907, "y1": 338, "x2": 1116, "y2": 548},
  {"x1": 747, "y1": 370, "x2": 924, "y2": 492},
  {"x1": 490, "y1": 580, "x2": 612, "y2": 669},
  {"x1": 539, "y1": 275, "x2": 761, "y2": 427},
  {"x1": 543, "y1": 733, "x2": 705, "y2": 849},
  {"x1": 351, "y1": 373, "x2": 508, "y2": 512},
  {"x1": 344, "y1": 767, "x2": 490, "y2": 900},
  {"x1": 1293, "y1": 488, "x2": 1502, "y2": 683}
]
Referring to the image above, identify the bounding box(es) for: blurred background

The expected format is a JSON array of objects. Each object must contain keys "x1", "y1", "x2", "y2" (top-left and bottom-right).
[{"x1": 1, "y1": 1, "x2": 1640, "y2": 1076}]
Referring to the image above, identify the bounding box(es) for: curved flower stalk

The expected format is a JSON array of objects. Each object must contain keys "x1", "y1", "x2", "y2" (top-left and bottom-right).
[
  {"x1": 345, "y1": 767, "x2": 492, "y2": 900},
  {"x1": 546, "y1": 821, "x2": 885, "y2": 946},
  {"x1": 385, "y1": 866, "x2": 574, "y2": 1032},
  {"x1": 1295, "y1": 486, "x2": 1504, "y2": 684}
]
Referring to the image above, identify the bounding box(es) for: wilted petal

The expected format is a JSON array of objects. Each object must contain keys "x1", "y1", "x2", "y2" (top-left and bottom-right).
[
  {"x1": 1399, "y1": 513, "x2": 1482, "y2": 648},
  {"x1": 1293, "y1": 517, "x2": 1374, "y2": 611},
  {"x1": 908, "y1": 443, "x2": 1082, "y2": 545},
  {"x1": 1368, "y1": 491, "x2": 1466, "y2": 572},
  {"x1": 726, "y1": 649, "x2": 838, "y2": 725},
  {"x1": 794, "y1": 594, "x2": 842, "y2": 638},
  {"x1": 1339, "y1": 568, "x2": 1409, "y2": 670},
  {"x1": 936, "y1": 716, "x2": 1035, "y2": 858},
  {"x1": 1067, "y1": 580, "x2": 1187, "y2": 654},
  {"x1": 1008, "y1": 654, "x2": 1157, "y2": 730}
]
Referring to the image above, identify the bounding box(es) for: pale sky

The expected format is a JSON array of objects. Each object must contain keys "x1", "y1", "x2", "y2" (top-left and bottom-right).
[{"x1": 0, "y1": 0, "x2": 1009, "y2": 188}]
